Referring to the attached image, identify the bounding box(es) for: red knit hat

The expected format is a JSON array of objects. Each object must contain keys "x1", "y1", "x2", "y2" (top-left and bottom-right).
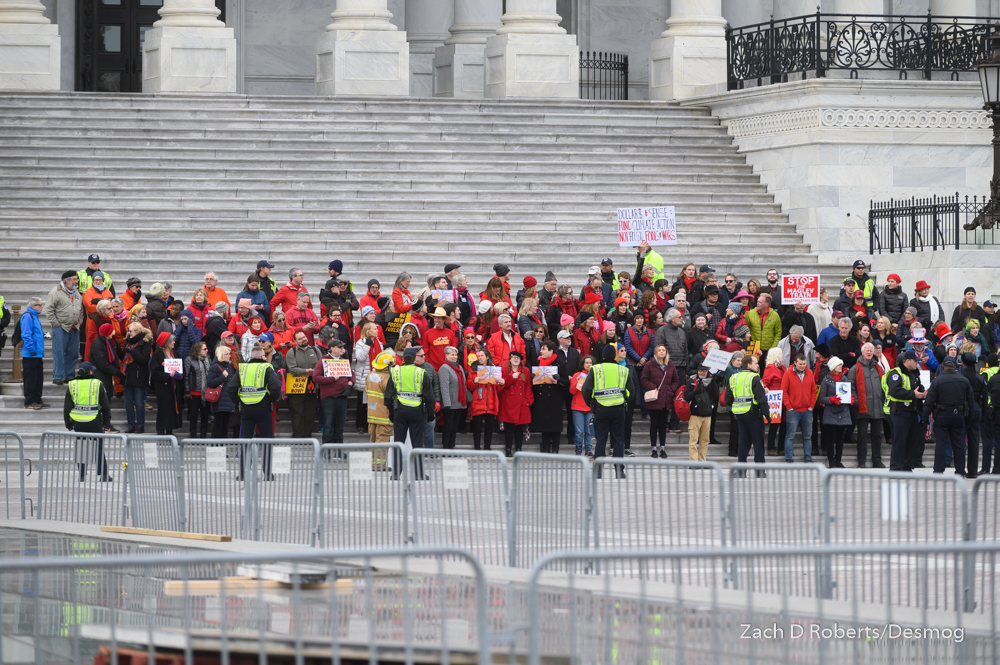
[
  {"x1": 614, "y1": 296, "x2": 630, "y2": 309},
  {"x1": 156, "y1": 331, "x2": 171, "y2": 347},
  {"x1": 523, "y1": 275, "x2": 537, "y2": 289},
  {"x1": 887, "y1": 273, "x2": 902, "y2": 283},
  {"x1": 99, "y1": 323, "x2": 113, "y2": 337},
  {"x1": 583, "y1": 291, "x2": 602, "y2": 305}
]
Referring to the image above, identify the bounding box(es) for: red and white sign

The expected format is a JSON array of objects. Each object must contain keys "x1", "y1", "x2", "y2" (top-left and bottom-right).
[
  {"x1": 617, "y1": 206, "x2": 677, "y2": 247},
  {"x1": 781, "y1": 274, "x2": 820, "y2": 305}
]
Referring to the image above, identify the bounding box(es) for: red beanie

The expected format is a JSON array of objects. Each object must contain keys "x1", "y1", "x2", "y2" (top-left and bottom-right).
[
  {"x1": 156, "y1": 331, "x2": 171, "y2": 347},
  {"x1": 523, "y1": 275, "x2": 537, "y2": 289},
  {"x1": 887, "y1": 273, "x2": 902, "y2": 284},
  {"x1": 584, "y1": 291, "x2": 602, "y2": 305},
  {"x1": 99, "y1": 323, "x2": 113, "y2": 337}
]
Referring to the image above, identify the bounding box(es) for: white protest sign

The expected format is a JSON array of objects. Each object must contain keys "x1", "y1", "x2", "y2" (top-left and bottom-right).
[
  {"x1": 781, "y1": 275, "x2": 820, "y2": 305},
  {"x1": 143, "y1": 442, "x2": 159, "y2": 469},
  {"x1": 766, "y1": 390, "x2": 783, "y2": 423},
  {"x1": 703, "y1": 349, "x2": 734, "y2": 372},
  {"x1": 881, "y1": 481, "x2": 909, "y2": 521},
  {"x1": 919, "y1": 370, "x2": 931, "y2": 390},
  {"x1": 617, "y1": 206, "x2": 677, "y2": 247},
  {"x1": 442, "y1": 458, "x2": 470, "y2": 490},
  {"x1": 272, "y1": 446, "x2": 291, "y2": 475},
  {"x1": 836, "y1": 382, "x2": 853, "y2": 405},
  {"x1": 206, "y1": 447, "x2": 226, "y2": 474},
  {"x1": 349, "y1": 451, "x2": 373, "y2": 482}
]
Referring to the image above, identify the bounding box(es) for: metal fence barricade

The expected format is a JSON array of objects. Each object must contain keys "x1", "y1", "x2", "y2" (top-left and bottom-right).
[
  {"x1": 1, "y1": 431, "x2": 26, "y2": 519},
  {"x1": 968, "y1": 476, "x2": 1000, "y2": 614},
  {"x1": 509, "y1": 453, "x2": 591, "y2": 569},
  {"x1": 125, "y1": 435, "x2": 184, "y2": 532},
  {"x1": 822, "y1": 469, "x2": 968, "y2": 610},
  {"x1": 591, "y1": 459, "x2": 727, "y2": 581},
  {"x1": 248, "y1": 438, "x2": 321, "y2": 545},
  {"x1": 410, "y1": 449, "x2": 510, "y2": 567},
  {"x1": 37, "y1": 430, "x2": 128, "y2": 526},
  {"x1": 177, "y1": 438, "x2": 252, "y2": 539},
  {"x1": 317, "y1": 443, "x2": 409, "y2": 549}
]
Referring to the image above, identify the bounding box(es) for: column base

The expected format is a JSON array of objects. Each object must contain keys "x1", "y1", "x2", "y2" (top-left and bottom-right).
[
  {"x1": 483, "y1": 33, "x2": 578, "y2": 99},
  {"x1": 142, "y1": 26, "x2": 236, "y2": 93},
  {"x1": 0, "y1": 23, "x2": 60, "y2": 91},
  {"x1": 649, "y1": 35, "x2": 726, "y2": 101},
  {"x1": 410, "y1": 51, "x2": 434, "y2": 97},
  {"x1": 433, "y1": 43, "x2": 485, "y2": 98},
  {"x1": 316, "y1": 30, "x2": 409, "y2": 97}
]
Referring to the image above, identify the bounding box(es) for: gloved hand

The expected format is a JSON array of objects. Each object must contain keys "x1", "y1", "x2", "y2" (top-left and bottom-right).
[
  {"x1": 435, "y1": 401, "x2": 441, "y2": 413},
  {"x1": 830, "y1": 395, "x2": 841, "y2": 405},
  {"x1": 427, "y1": 412, "x2": 436, "y2": 422}
]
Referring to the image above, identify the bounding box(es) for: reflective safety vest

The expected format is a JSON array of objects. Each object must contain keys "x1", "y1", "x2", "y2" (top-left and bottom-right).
[
  {"x1": 390, "y1": 365, "x2": 425, "y2": 408},
  {"x1": 728, "y1": 370, "x2": 758, "y2": 415},
  {"x1": 591, "y1": 363, "x2": 629, "y2": 407},
  {"x1": 77, "y1": 269, "x2": 112, "y2": 294},
  {"x1": 983, "y1": 367, "x2": 999, "y2": 406},
  {"x1": 884, "y1": 368, "x2": 912, "y2": 413},
  {"x1": 237, "y1": 362, "x2": 270, "y2": 405},
  {"x1": 68, "y1": 378, "x2": 102, "y2": 423},
  {"x1": 366, "y1": 370, "x2": 391, "y2": 425},
  {"x1": 844, "y1": 277, "x2": 875, "y2": 309}
]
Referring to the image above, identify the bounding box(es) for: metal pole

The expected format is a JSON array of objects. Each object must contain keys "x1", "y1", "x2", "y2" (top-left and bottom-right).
[{"x1": 11, "y1": 305, "x2": 22, "y2": 382}]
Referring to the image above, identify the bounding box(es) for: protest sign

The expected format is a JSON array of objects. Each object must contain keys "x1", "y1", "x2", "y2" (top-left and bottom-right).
[
  {"x1": 703, "y1": 349, "x2": 734, "y2": 372},
  {"x1": 163, "y1": 358, "x2": 183, "y2": 375},
  {"x1": 617, "y1": 206, "x2": 677, "y2": 247},
  {"x1": 836, "y1": 382, "x2": 853, "y2": 404},
  {"x1": 323, "y1": 358, "x2": 351, "y2": 378},
  {"x1": 532, "y1": 366, "x2": 559, "y2": 385},
  {"x1": 476, "y1": 366, "x2": 503, "y2": 385},
  {"x1": 430, "y1": 289, "x2": 455, "y2": 304},
  {"x1": 766, "y1": 390, "x2": 783, "y2": 423},
  {"x1": 919, "y1": 370, "x2": 931, "y2": 390},
  {"x1": 286, "y1": 375, "x2": 308, "y2": 395},
  {"x1": 781, "y1": 275, "x2": 820, "y2": 305}
]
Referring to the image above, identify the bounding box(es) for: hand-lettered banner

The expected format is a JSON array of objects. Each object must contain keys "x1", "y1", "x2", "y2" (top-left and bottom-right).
[{"x1": 617, "y1": 207, "x2": 677, "y2": 247}]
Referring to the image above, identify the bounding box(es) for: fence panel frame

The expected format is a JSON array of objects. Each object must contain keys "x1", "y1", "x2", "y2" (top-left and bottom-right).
[
  {"x1": 124, "y1": 435, "x2": 184, "y2": 532},
  {"x1": 247, "y1": 437, "x2": 321, "y2": 545},
  {"x1": 37, "y1": 430, "x2": 129, "y2": 526},
  {"x1": 177, "y1": 438, "x2": 253, "y2": 540},
  {"x1": 2, "y1": 431, "x2": 26, "y2": 519}
]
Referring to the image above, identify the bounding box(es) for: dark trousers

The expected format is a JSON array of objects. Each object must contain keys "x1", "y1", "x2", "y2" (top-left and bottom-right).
[
  {"x1": 392, "y1": 404, "x2": 427, "y2": 479},
  {"x1": 238, "y1": 402, "x2": 274, "y2": 479},
  {"x1": 767, "y1": 420, "x2": 786, "y2": 452},
  {"x1": 736, "y1": 412, "x2": 765, "y2": 464},
  {"x1": 211, "y1": 410, "x2": 231, "y2": 439},
  {"x1": 624, "y1": 402, "x2": 635, "y2": 450},
  {"x1": 503, "y1": 423, "x2": 525, "y2": 455},
  {"x1": 22, "y1": 356, "x2": 44, "y2": 406},
  {"x1": 73, "y1": 419, "x2": 109, "y2": 479},
  {"x1": 321, "y1": 395, "x2": 348, "y2": 443},
  {"x1": 594, "y1": 405, "x2": 626, "y2": 459},
  {"x1": 933, "y1": 411, "x2": 967, "y2": 475},
  {"x1": 727, "y1": 411, "x2": 740, "y2": 456},
  {"x1": 471, "y1": 414, "x2": 495, "y2": 450},
  {"x1": 443, "y1": 409, "x2": 464, "y2": 449},
  {"x1": 823, "y1": 424, "x2": 847, "y2": 467},
  {"x1": 856, "y1": 417, "x2": 884, "y2": 466},
  {"x1": 355, "y1": 390, "x2": 368, "y2": 431},
  {"x1": 710, "y1": 409, "x2": 720, "y2": 445},
  {"x1": 648, "y1": 408, "x2": 669, "y2": 449},
  {"x1": 982, "y1": 411, "x2": 998, "y2": 475},
  {"x1": 889, "y1": 411, "x2": 920, "y2": 471},
  {"x1": 564, "y1": 392, "x2": 575, "y2": 441},
  {"x1": 967, "y1": 407, "x2": 982, "y2": 477},
  {"x1": 188, "y1": 395, "x2": 211, "y2": 439},
  {"x1": 540, "y1": 431, "x2": 561, "y2": 454},
  {"x1": 288, "y1": 393, "x2": 317, "y2": 439}
]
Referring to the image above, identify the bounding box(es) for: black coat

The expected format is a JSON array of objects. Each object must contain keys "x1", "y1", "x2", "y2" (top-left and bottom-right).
[
  {"x1": 556, "y1": 345, "x2": 582, "y2": 376},
  {"x1": 151, "y1": 348, "x2": 183, "y2": 432},
  {"x1": 828, "y1": 333, "x2": 863, "y2": 370},
  {"x1": 203, "y1": 314, "x2": 229, "y2": 357},
  {"x1": 207, "y1": 359, "x2": 237, "y2": 413},
  {"x1": 530, "y1": 356, "x2": 569, "y2": 432},
  {"x1": 780, "y1": 309, "x2": 818, "y2": 344},
  {"x1": 122, "y1": 333, "x2": 151, "y2": 388}
]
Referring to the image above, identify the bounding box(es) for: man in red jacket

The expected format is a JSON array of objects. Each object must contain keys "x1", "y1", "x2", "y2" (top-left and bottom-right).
[
  {"x1": 424, "y1": 307, "x2": 457, "y2": 370},
  {"x1": 780, "y1": 353, "x2": 816, "y2": 463},
  {"x1": 486, "y1": 313, "x2": 525, "y2": 367},
  {"x1": 286, "y1": 291, "x2": 319, "y2": 345},
  {"x1": 270, "y1": 267, "x2": 308, "y2": 315}
]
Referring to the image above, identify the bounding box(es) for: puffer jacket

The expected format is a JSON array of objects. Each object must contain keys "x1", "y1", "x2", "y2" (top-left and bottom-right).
[
  {"x1": 745, "y1": 306, "x2": 782, "y2": 351},
  {"x1": 640, "y1": 359, "x2": 679, "y2": 411},
  {"x1": 173, "y1": 309, "x2": 203, "y2": 360},
  {"x1": 19, "y1": 308, "x2": 45, "y2": 358},
  {"x1": 818, "y1": 373, "x2": 853, "y2": 426},
  {"x1": 183, "y1": 354, "x2": 211, "y2": 395},
  {"x1": 352, "y1": 338, "x2": 373, "y2": 391},
  {"x1": 206, "y1": 360, "x2": 237, "y2": 413},
  {"x1": 879, "y1": 286, "x2": 908, "y2": 325},
  {"x1": 122, "y1": 329, "x2": 152, "y2": 388}
]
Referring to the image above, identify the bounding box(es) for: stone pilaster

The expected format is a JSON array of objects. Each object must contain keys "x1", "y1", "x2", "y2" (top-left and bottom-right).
[
  {"x1": 483, "y1": 0, "x2": 579, "y2": 99},
  {"x1": 315, "y1": 0, "x2": 409, "y2": 96},
  {"x1": 142, "y1": 0, "x2": 237, "y2": 93},
  {"x1": 432, "y1": 0, "x2": 501, "y2": 98},
  {"x1": 0, "y1": 0, "x2": 60, "y2": 90},
  {"x1": 929, "y1": 0, "x2": 976, "y2": 16},
  {"x1": 772, "y1": 0, "x2": 817, "y2": 20},
  {"x1": 649, "y1": 0, "x2": 727, "y2": 101},
  {"x1": 406, "y1": 0, "x2": 453, "y2": 97}
]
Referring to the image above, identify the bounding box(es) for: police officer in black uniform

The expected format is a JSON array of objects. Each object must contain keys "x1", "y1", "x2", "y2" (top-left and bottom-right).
[
  {"x1": 228, "y1": 344, "x2": 282, "y2": 481},
  {"x1": 960, "y1": 351, "x2": 988, "y2": 479},
  {"x1": 922, "y1": 356, "x2": 974, "y2": 476},
  {"x1": 63, "y1": 362, "x2": 112, "y2": 481},
  {"x1": 985, "y1": 354, "x2": 1000, "y2": 475},
  {"x1": 887, "y1": 350, "x2": 927, "y2": 471},
  {"x1": 384, "y1": 347, "x2": 436, "y2": 480}
]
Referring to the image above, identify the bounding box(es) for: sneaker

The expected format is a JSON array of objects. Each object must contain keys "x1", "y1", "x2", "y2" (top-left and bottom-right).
[
  {"x1": 106, "y1": 427, "x2": 120, "y2": 434},
  {"x1": 624, "y1": 449, "x2": 636, "y2": 457},
  {"x1": 585, "y1": 452, "x2": 594, "y2": 460},
  {"x1": 658, "y1": 449, "x2": 667, "y2": 459},
  {"x1": 24, "y1": 404, "x2": 42, "y2": 410},
  {"x1": 575, "y1": 451, "x2": 582, "y2": 456},
  {"x1": 144, "y1": 403, "x2": 153, "y2": 410},
  {"x1": 650, "y1": 449, "x2": 659, "y2": 458},
  {"x1": 39, "y1": 403, "x2": 52, "y2": 409}
]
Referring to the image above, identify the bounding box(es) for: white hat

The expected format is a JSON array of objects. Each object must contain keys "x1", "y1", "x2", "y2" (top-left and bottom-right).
[
  {"x1": 827, "y1": 356, "x2": 844, "y2": 371},
  {"x1": 588, "y1": 266, "x2": 599, "y2": 276},
  {"x1": 477, "y1": 300, "x2": 492, "y2": 314},
  {"x1": 557, "y1": 330, "x2": 572, "y2": 339}
]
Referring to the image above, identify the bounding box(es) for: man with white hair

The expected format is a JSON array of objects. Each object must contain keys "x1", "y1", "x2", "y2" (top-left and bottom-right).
[
  {"x1": 487, "y1": 312, "x2": 525, "y2": 367},
  {"x1": 847, "y1": 342, "x2": 886, "y2": 468},
  {"x1": 202, "y1": 271, "x2": 230, "y2": 310},
  {"x1": 20, "y1": 296, "x2": 49, "y2": 409},
  {"x1": 777, "y1": 324, "x2": 816, "y2": 368},
  {"x1": 270, "y1": 267, "x2": 308, "y2": 315}
]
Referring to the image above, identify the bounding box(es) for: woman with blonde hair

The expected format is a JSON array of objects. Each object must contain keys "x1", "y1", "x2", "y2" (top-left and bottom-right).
[
  {"x1": 640, "y1": 344, "x2": 678, "y2": 458},
  {"x1": 353, "y1": 322, "x2": 382, "y2": 434},
  {"x1": 207, "y1": 344, "x2": 237, "y2": 439}
]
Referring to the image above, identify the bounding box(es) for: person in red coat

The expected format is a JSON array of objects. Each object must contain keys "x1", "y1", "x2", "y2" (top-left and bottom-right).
[
  {"x1": 486, "y1": 313, "x2": 525, "y2": 367},
  {"x1": 572, "y1": 312, "x2": 600, "y2": 358},
  {"x1": 423, "y1": 307, "x2": 457, "y2": 370},
  {"x1": 499, "y1": 350, "x2": 533, "y2": 456},
  {"x1": 270, "y1": 268, "x2": 308, "y2": 316},
  {"x1": 467, "y1": 348, "x2": 500, "y2": 451}
]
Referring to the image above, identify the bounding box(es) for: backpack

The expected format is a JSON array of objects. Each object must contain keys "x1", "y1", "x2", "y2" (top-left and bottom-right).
[
  {"x1": 11, "y1": 315, "x2": 23, "y2": 349},
  {"x1": 690, "y1": 380, "x2": 714, "y2": 418},
  {"x1": 673, "y1": 386, "x2": 691, "y2": 422}
]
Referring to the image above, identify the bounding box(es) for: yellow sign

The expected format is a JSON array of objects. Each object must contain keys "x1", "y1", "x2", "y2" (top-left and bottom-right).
[{"x1": 286, "y1": 375, "x2": 308, "y2": 395}]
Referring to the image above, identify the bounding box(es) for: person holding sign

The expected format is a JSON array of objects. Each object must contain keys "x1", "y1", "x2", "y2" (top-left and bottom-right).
[
  {"x1": 285, "y1": 331, "x2": 322, "y2": 439},
  {"x1": 151, "y1": 331, "x2": 183, "y2": 436},
  {"x1": 499, "y1": 350, "x2": 533, "y2": 457},
  {"x1": 582, "y1": 345, "x2": 630, "y2": 478},
  {"x1": 818, "y1": 357, "x2": 853, "y2": 468},
  {"x1": 531, "y1": 341, "x2": 569, "y2": 454},
  {"x1": 467, "y1": 348, "x2": 501, "y2": 451},
  {"x1": 314, "y1": 339, "x2": 355, "y2": 444}
]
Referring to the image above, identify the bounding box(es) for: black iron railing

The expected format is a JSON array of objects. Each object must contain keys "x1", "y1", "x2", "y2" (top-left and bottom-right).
[
  {"x1": 868, "y1": 193, "x2": 1000, "y2": 254},
  {"x1": 580, "y1": 52, "x2": 628, "y2": 100},
  {"x1": 728, "y1": 12, "x2": 998, "y2": 90}
]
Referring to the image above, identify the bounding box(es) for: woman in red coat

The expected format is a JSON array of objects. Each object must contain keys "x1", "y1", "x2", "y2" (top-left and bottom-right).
[
  {"x1": 498, "y1": 350, "x2": 533, "y2": 456},
  {"x1": 762, "y1": 347, "x2": 787, "y2": 456},
  {"x1": 467, "y1": 348, "x2": 500, "y2": 451}
]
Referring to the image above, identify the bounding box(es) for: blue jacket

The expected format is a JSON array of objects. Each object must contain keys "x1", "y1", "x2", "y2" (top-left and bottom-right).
[
  {"x1": 817, "y1": 323, "x2": 839, "y2": 349},
  {"x1": 173, "y1": 309, "x2": 203, "y2": 360},
  {"x1": 20, "y1": 308, "x2": 44, "y2": 358},
  {"x1": 236, "y1": 288, "x2": 270, "y2": 315}
]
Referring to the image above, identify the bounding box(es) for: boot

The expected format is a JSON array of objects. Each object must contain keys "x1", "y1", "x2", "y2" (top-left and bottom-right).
[
  {"x1": 505, "y1": 446, "x2": 513, "y2": 457},
  {"x1": 136, "y1": 427, "x2": 144, "y2": 434},
  {"x1": 79, "y1": 464, "x2": 86, "y2": 482},
  {"x1": 615, "y1": 464, "x2": 626, "y2": 479}
]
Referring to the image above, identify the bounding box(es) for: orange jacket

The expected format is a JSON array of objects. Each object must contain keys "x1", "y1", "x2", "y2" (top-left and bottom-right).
[
  {"x1": 202, "y1": 286, "x2": 230, "y2": 310},
  {"x1": 486, "y1": 330, "x2": 525, "y2": 368}
]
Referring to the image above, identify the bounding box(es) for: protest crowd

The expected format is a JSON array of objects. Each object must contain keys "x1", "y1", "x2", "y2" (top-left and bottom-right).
[{"x1": 5, "y1": 242, "x2": 1000, "y2": 479}]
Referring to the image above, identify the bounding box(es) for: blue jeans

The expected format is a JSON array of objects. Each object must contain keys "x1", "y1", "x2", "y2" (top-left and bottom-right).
[
  {"x1": 321, "y1": 396, "x2": 348, "y2": 443},
  {"x1": 425, "y1": 418, "x2": 436, "y2": 449},
  {"x1": 572, "y1": 410, "x2": 594, "y2": 454},
  {"x1": 784, "y1": 409, "x2": 813, "y2": 462},
  {"x1": 51, "y1": 325, "x2": 79, "y2": 382},
  {"x1": 124, "y1": 385, "x2": 147, "y2": 429}
]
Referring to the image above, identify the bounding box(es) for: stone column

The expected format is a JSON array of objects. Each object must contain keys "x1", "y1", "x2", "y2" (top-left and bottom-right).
[
  {"x1": 649, "y1": 0, "x2": 727, "y2": 101},
  {"x1": 0, "y1": 0, "x2": 60, "y2": 90},
  {"x1": 406, "y1": 0, "x2": 453, "y2": 96},
  {"x1": 929, "y1": 0, "x2": 976, "y2": 16},
  {"x1": 830, "y1": 0, "x2": 881, "y2": 14},
  {"x1": 142, "y1": 0, "x2": 236, "y2": 93},
  {"x1": 772, "y1": 0, "x2": 818, "y2": 20},
  {"x1": 433, "y1": 0, "x2": 502, "y2": 97},
  {"x1": 316, "y1": 0, "x2": 409, "y2": 96},
  {"x1": 483, "y1": 0, "x2": 579, "y2": 98}
]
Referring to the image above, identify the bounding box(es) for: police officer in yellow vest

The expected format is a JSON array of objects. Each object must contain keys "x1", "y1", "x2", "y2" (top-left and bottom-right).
[
  {"x1": 724, "y1": 353, "x2": 770, "y2": 476},
  {"x1": 384, "y1": 347, "x2": 436, "y2": 479},
  {"x1": 228, "y1": 344, "x2": 281, "y2": 480},
  {"x1": 77, "y1": 254, "x2": 115, "y2": 296},
  {"x1": 846, "y1": 260, "x2": 879, "y2": 310},
  {"x1": 887, "y1": 350, "x2": 927, "y2": 471},
  {"x1": 582, "y1": 345, "x2": 631, "y2": 479},
  {"x1": 63, "y1": 362, "x2": 112, "y2": 482},
  {"x1": 984, "y1": 353, "x2": 1000, "y2": 475}
]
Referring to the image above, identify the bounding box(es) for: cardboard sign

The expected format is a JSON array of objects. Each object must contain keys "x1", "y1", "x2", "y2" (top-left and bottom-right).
[
  {"x1": 781, "y1": 275, "x2": 820, "y2": 305},
  {"x1": 617, "y1": 206, "x2": 677, "y2": 247},
  {"x1": 163, "y1": 358, "x2": 183, "y2": 375},
  {"x1": 836, "y1": 382, "x2": 853, "y2": 405},
  {"x1": 430, "y1": 289, "x2": 455, "y2": 304},
  {"x1": 205, "y1": 447, "x2": 227, "y2": 474},
  {"x1": 442, "y1": 458, "x2": 470, "y2": 490},
  {"x1": 323, "y1": 358, "x2": 351, "y2": 378},
  {"x1": 919, "y1": 370, "x2": 931, "y2": 390},
  {"x1": 143, "y1": 442, "x2": 159, "y2": 469},
  {"x1": 286, "y1": 374, "x2": 308, "y2": 395},
  {"x1": 349, "y1": 451, "x2": 373, "y2": 481},
  {"x1": 272, "y1": 446, "x2": 291, "y2": 475},
  {"x1": 766, "y1": 390, "x2": 783, "y2": 423},
  {"x1": 476, "y1": 366, "x2": 503, "y2": 385},
  {"x1": 703, "y1": 349, "x2": 734, "y2": 372},
  {"x1": 532, "y1": 366, "x2": 559, "y2": 385}
]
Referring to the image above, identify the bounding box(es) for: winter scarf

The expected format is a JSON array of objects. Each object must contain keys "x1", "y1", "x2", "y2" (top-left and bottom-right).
[
  {"x1": 446, "y1": 360, "x2": 468, "y2": 406},
  {"x1": 918, "y1": 295, "x2": 942, "y2": 326},
  {"x1": 855, "y1": 362, "x2": 878, "y2": 415},
  {"x1": 538, "y1": 353, "x2": 557, "y2": 367}
]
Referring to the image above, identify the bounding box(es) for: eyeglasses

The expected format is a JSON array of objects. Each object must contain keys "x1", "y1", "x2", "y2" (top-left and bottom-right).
[{"x1": 725, "y1": 279, "x2": 735, "y2": 283}]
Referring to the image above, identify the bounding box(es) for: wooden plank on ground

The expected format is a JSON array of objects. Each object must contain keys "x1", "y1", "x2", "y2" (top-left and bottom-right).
[{"x1": 100, "y1": 526, "x2": 231, "y2": 542}]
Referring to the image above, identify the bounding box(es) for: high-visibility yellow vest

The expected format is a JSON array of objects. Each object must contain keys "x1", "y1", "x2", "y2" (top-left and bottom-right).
[
  {"x1": 390, "y1": 365, "x2": 425, "y2": 408},
  {"x1": 983, "y1": 367, "x2": 998, "y2": 406},
  {"x1": 884, "y1": 368, "x2": 912, "y2": 412},
  {"x1": 68, "y1": 378, "x2": 102, "y2": 423},
  {"x1": 77, "y1": 270, "x2": 112, "y2": 293},
  {"x1": 591, "y1": 363, "x2": 628, "y2": 407},
  {"x1": 844, "y1": 277, "x2": 875, "y2": 309},
  {"x1": 237, "y1": 362, "x2": 270, "y2": 405},
  {"x1": 728, "y1": 370, "x2": 757, "y2": 415},
  {"x1": 366, "y1": 370, "x2": 391, "y2": 425}
]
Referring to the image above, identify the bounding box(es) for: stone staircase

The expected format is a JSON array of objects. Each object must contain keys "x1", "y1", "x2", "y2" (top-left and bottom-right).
[{"x1": 0, "y1": 91, "x2": 859, "y2": 464}]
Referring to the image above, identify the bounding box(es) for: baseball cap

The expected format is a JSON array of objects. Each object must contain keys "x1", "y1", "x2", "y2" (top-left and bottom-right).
[
  {"x1": 329, "y1": 339, "x2": 345, "y2": 348},
  {"x1": 588, "y1": 266, "x2": 600, "y2": 276},
  {"x1": 942, "y1": 356, "x2": 958, "y2": 368},
  {"x1": 901, "y1": 350, "x2": 918, "y2": 363},
  {"x1": 78, "y1": 361, "x2": 95, "y2": 374},
  {"x1": 257, "y1": 259, "x2": 274, "y2": 269},
  {"x1": 699, "y1": 264, "x2": 715, "y2": 273},
  {"x1": 832, "y1": 310, "x2": 844, "y2": 318},
  {"x1": 87, "y1": 254, "x2": 100, "y2": 263},
  {"x1": 600, "y1": 257, "x2": 614, "y2": 265},
  {"x1": 853, "y1": 260, "x2": 866, "y2": 269},
  {"x1": 985, "y1": 300, "x2": 997, "y2": 308},
  {"x1": 557, "y1": 330, "x2": 572, "y2": 340},
  {"x1": 258, "y1": 332, "x2": 275, "y2": 343}
]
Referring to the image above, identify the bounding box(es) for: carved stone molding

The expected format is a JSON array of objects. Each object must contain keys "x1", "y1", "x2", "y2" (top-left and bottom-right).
[{"x1": 727, "y1": 108, "x2": 991, "y2": 137}]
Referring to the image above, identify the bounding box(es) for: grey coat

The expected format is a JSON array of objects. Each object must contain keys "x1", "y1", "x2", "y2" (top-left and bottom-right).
[
  {"x1": 846, "y1": 357, "x2": 884, "y2": 420},
  {"x1": 818, "y1": 373, "x2": 853, "y2": 426},
  {"x1": 654, "y1": 322, "x2": 689, "y2": 372},
  {"x1": 438, "y1": 363, "x2": 465, "y2": 410}
]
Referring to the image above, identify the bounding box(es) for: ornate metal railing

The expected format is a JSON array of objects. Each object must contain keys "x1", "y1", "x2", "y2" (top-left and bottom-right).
[
  {"x1": 868, "y1": 193, "x2": 1000, "y2": 254},
  {"x1": 728, "y1": 12, "x2": 999, "y2": 90},
  {"x1": 580, "y1": 52, "x2": 629, "y2": 100}
]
